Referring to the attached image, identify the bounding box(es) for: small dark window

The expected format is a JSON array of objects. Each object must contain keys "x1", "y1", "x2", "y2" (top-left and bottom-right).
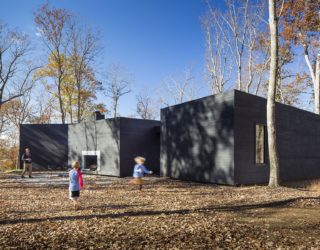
[
  {"x1": 255, "y1": 124, "x2": 266, "y2": 164},
  {"x1": 84, "y1": 155, "x2": 98, "y2": 171}
]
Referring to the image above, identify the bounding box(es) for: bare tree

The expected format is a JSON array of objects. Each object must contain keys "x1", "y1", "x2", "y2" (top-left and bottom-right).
[
  {"x1": 252, "y1": 31, "x2": 278, "y2": 97},
  {"x1": 104, "y1": 64, "x2": 132, "y2": 118},
  {"x1": 244, "y1": 26, "x2": 257, "y2": 93},
  {"x1": 204, "y1": 0, "x2": 270, "y2": 93},
  {"x1": 0, "y1": 21, "x2": 38, "y2": 135},
  {"x1": 203, "y1": 11, "x2": 232, "y2": 94},
  {"x1": 0, "y1": 21, "x2": 37, "y2": 109},
  {"x1": 28, "y1": 91, "x2": 54, "y2": 124},
  {"x1": 253, "y1": 27, "x2": 309, "y2": 107},
  {"x1": 267, "y1": 0, "x2": 280, "y2": 187},
  {"x1": 159, "y1": 67, "x2": 198, "y2": 107},
  {"x1": 136, "y1": 92, "x2": 159, "y2": 120},
  {"x1": 220, "y1": 0, "x2": 251, "y2": 91},
  {"x1": 34, "y1": 3, "x2": 71, "y2": 124},
  {"x1": 69, "y1": 23, "x2": 101, "y2": 122},
  {"x1": 244, "y1": 2, "x2": 268, "y2": 93}
]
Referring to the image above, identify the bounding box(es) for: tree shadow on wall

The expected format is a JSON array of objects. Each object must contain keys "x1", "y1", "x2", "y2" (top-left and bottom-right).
[
  {"x1": 20, "y1": 124, "x2": 68, "y2": 169},
  {"x1": 68, "y1": 119, "x2": 120, "y2": 174},
  {"x1": 163, "y1": 92, "x2": 235, "y2": 185}
]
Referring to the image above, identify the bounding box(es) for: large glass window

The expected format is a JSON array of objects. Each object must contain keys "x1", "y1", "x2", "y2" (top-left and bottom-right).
[{"x1": 255, "y1": 124, "x2": 266, "y2": 164}]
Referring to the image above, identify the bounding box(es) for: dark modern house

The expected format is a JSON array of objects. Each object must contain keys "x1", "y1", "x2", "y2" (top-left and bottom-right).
[
  {"x1": 68, "y1": 117, "x2": 160, "y2": 176},
  {"x1": 20, "y1": 115, "x2": 161, "y2": 177},
  {"x1": 160, "y1": 90, "x2": 320, "y2": 185},
  {"x1": 20, "y1": 90, "x2": 320, "y2": 184}
]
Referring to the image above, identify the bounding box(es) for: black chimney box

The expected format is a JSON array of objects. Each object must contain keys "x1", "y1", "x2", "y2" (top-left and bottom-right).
[{"x1": 93, "y1": 111, "x2": 105, "y2": 120}]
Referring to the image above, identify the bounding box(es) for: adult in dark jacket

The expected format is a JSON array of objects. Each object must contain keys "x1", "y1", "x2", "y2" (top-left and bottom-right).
[{"x1": 21, "y1": 147, "x2": 32, "y2": 178}]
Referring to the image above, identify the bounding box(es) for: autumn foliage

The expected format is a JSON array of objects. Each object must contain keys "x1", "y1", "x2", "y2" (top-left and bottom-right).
[{"x1": 0, "y1": 173, "x2": 319, "y2": 248}]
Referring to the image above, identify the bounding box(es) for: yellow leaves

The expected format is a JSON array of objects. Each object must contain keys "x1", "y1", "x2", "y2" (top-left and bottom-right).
[
  {"x1": 0, "y1": 144, "x2": 18, "y2": 171},
  {"x1": 35, "y1": 53, "x2": 65, "y2": 78},
  {"x1": 35, "y1": 51, "x2": 101, "y2": 121},
  {"x1": 1, "y1": 99, "x2": 20, "y2": 113}
]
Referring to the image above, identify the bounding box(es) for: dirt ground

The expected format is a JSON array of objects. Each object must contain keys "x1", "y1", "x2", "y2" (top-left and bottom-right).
[{"x1": 0, "y1": 172, "x2": 319, "y2": 249}]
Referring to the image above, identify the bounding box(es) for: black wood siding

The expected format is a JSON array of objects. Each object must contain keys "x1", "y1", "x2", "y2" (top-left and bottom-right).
[
  {"x1": 234, "y1": 90, "x2": 320, "y2": 184},
  {"x1": 68, "y1": 119, "x2": 121, "y2": 176},
  {"x1": 234, "y1": 91, "x2": 269, "y2": 184},
  {"x1": 19, "y1": 124, "x2": 68, "y2": 169},
  {"x1": 68, "y1": 117, "x2": 160, "y2": 177},
  {"x1": 119, "y1": 118, "x2": 161, "y2": 177},
  {"x1": 160, "y1": 91, "x2": 235, "y2": 185}
]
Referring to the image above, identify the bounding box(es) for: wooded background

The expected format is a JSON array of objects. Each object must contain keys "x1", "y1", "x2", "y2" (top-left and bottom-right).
[{"x1": 0, "y1": 0, "x2": 318, "y2": 172}]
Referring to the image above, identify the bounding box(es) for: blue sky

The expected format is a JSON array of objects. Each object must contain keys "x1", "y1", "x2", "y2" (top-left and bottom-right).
[{"x1": 0, "y1": 0, "x2": 218, "y2": 117}]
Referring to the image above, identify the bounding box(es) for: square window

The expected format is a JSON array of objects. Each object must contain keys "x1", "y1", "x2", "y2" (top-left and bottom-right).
[{"x1": 84, "y1": 155, "x2": 98, "y2": 171}]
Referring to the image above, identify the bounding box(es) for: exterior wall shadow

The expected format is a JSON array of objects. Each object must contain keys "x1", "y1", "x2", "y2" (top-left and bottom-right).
[
  {"x1": 161, "y1": 91, "x2": 235, "y2": 185},
  {"x1": 19, "y1": 124, "x2": 68, "y2": 169}
]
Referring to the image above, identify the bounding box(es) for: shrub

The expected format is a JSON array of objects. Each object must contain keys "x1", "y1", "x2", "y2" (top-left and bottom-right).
[
  {"x1": 308, "y1": 180, "x2": 320, "y2": 192},
  {"x1": 0, "y1": 159, "x2": 17, "y2": 171}
]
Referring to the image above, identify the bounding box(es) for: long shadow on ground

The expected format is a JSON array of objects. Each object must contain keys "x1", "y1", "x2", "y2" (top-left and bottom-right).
[{"x1": 1, "y1": 197, "x2": 319, "y2": 226}]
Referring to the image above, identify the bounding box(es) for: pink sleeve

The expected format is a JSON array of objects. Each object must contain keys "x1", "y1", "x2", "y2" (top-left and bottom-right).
[{"x1": 77, "y1": 169, "x2": 84, "y2": 189}]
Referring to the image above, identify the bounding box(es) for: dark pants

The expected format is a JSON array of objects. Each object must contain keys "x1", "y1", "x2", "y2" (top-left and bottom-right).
[{"x1": 22, "y1": 163, "x2": 32, "y2": 177}]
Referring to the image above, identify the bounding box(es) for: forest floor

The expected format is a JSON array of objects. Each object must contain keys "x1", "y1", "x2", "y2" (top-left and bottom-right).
[{"x1": 0, "y1": 172, "x2": 319, "y2": 249}]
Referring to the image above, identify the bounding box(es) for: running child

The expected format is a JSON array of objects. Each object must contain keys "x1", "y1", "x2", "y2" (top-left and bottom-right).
[{"x1": 130, "y1": 156, "x2": 153, "y2": 191}]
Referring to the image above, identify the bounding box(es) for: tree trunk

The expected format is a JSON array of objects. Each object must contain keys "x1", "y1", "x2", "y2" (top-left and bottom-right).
[
  {"x1": 69, "y1": 97, "x2": 73, "y2": 123},
  {"x1": 267, "y1": 0, "x2": 280, "y2": 187},
  {"x1": 303, "y1": 44, "x2": 320, "y2": 114},
  {"x1": 114, "y1": 98, "x2": 118, "y2": 118},
  {"x1": 77, "y1": 80, "x2": 81, "y2": 123},
  {"x1": 57, "y1": 79, "x2": 65, "y2": 124},
  {"x1": 237, "y1": 64, "x2": 242, "y2": 91},
  {"x1": 57, "y1": 54, "x2": 65, "y2": 124},
  {"x1": 76, "y1": 67, "x2": 82, "y2": 123},
  {"x1": 316, "y1": 12, "x2": 320, "y2": 115},
  {"x1": 246, "y1": 48, "x2": 253, "y2": 93},
  {"x1": 77, "y1": 97, "x2": 81, "y2": 122},
  {"x1": 306, "y1": 53, "x2": 320, "y2": 114},
  {"x1": 314, "y1": 53, "x2": 320, "y2": 114}
]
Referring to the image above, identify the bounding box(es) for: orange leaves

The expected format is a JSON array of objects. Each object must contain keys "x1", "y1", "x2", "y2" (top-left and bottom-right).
[{"x1": 281, "y1": 0, "x2": 320, "y2": 44}]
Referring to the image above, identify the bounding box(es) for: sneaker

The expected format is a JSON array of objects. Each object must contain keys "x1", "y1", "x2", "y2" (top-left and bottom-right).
[{"x1": 29, "y1": 176, "x2": 32, "y2": 178}]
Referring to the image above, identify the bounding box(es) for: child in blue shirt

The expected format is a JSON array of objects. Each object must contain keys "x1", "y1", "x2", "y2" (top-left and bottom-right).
[
  {"x1": 69, "y1": 161, "x2": 84, "y2": 210},
  {"x1": 131, "y1": 156, "x2": 152, "y2": 191}
]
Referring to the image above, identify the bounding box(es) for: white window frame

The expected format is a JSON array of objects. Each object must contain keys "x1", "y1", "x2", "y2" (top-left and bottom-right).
[{"x1": 81, "y1": 150, "x2": 101, "y2": 171}]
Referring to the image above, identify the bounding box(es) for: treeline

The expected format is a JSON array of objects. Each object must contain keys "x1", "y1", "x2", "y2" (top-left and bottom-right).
[
  {"x1": 0, "y1": 0, "x2": 319, "y2": 169},
  {"x1": 203, "y1": 0, "x2": 319, "y2": 108},
  {"x1": 0, "y1": 4, "x2": 145, "y2": 169}
]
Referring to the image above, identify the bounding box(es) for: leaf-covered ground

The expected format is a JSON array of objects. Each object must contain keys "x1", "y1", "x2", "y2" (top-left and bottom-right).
[{"x1": 0, "y1": 172, "x2": 319, "y2": 249}]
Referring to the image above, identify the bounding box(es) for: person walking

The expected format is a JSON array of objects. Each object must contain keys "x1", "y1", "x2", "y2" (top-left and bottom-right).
[{"x1": 21, "y1": 147, "x2": 32, "y2": 178}]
